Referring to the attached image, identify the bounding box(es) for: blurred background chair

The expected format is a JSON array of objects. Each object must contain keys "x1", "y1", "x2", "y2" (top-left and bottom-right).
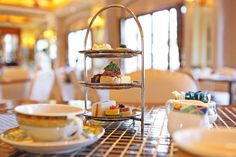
[
  {"x1": 53, "y1": 67, "x2": 74, "y2": 102},
  {"x1": 68, "y1": 69, "x2": 101, "y2": 102},
  {"x1": 29, "y1": 70, "x2": 55, "y2": 102},
  {"x1": 0, "y1": 67, "x2": 31, "y2": 99},
  {"x1": 198, "y1": 67, "x2": 236, "y2": 105},
  {"x1": 68, "y1": 69, "x2": 84, "y2": 100},
  {"x1": 110, "y1": 70, "x2": 198, "y2": 104},
  {"x1": 178, "y1": 66, "x2": 234, "y2": 105}
]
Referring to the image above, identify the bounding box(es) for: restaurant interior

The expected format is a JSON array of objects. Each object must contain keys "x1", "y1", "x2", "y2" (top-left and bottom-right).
[{"x1": 0, "y1": 0, "x2": 236, "y2": 156}]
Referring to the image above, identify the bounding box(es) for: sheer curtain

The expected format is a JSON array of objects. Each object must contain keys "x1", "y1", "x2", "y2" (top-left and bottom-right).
[{"x1": 121, "y1": 8, "x2": 180, "y2": 73}]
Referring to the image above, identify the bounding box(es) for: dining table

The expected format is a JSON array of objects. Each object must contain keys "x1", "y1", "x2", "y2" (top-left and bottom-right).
[
  {"x1": 0, "y1": 103, "x2": 236, "y2": 157},
  {"x1": 199, "y1": 75, "x2": 236, "y2": 104}
]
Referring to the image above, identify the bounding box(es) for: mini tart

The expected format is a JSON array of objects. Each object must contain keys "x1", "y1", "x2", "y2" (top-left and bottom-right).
[
  {"x1": 120, "y1": 107, "x2": 132, "y2": 117},
  {"x1": 105, "y1": 109, "x2": 120, "y2": 116},
  {"x1": 16, "y1": 113, "x2": 72, "y2": 127}
]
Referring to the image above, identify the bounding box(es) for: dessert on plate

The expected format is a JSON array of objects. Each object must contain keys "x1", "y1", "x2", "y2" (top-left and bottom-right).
[
  {"x1": 91, "y1": 62, "x2": 131, "y2": 84},
  {"x1": 91, "y1": 44, "x2": 112, "y2": 50},
  {"x1": 91, "y1": 100, "x2": 133, "y2": 117},
  {"x1": 170, "y1": 90, "x2": 217, "y2": 124},
  {"x1": 115, "y1": 44, "x2": 131, "y2": 51},
  {"x1": 105, "y1": 105, "x2": 120, "y2": 116},
  {"x1": 118, "y1": 104, "x2": 132, "y2": 117},
  {"x1": 92, "y1": 100, "x2": 116, "y2": 117}
]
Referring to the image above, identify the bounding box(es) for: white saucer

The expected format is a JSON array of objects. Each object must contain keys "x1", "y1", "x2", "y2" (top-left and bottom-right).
[
  {"x1": 173, "y1": 128, "x2": 236, "y2": 157},
  {"x1": 0, "y1": 125, "x2": 104, "y2": 154}
]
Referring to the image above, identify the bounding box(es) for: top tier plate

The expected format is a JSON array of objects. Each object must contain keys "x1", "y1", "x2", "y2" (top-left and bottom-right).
[{"x1": 79, "y1": 49, "x2": 142, "y2": 58}]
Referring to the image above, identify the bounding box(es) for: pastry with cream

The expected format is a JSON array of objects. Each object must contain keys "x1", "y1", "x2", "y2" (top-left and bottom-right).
[{"x1": 91, "y1": 62, "x2": 131, "y2": 84}]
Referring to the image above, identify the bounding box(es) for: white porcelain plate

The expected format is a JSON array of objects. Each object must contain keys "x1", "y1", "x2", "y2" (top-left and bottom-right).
[
  {"x1": 173, "y1": 128, "x2": 236, "y2": 157},
  {"x1": 0, "y1": 125, "x2": 104, "y2": 154}
]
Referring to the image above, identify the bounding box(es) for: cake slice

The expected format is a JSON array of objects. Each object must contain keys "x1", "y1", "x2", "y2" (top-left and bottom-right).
[
  {"x1": 92, "y1": 100, "x2": 116, "y2": 117},
  {"x1": 100, "y1": 76, "x2": 121, "y2": 84},
  {"x1": 90, "y1": 62, "x2": 132, "y2": 84}
]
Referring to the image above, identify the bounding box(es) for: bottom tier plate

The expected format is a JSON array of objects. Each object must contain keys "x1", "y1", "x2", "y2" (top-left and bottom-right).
[
  {"x1": 84, "y1": 111, "x2": 141, "y2": 121},
  {"x1": 0, "y1": 125, "x2": 104, "y2": 154}
]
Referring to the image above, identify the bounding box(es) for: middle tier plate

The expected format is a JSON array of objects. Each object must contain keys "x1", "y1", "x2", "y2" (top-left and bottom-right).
[{"x1": 79, "y1": 81, "x2": 142, "y2": 89}]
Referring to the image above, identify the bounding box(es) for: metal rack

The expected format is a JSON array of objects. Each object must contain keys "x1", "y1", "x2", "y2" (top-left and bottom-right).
[{"x1": 80, "y1": 4, "x2": 145, "y2": 132}]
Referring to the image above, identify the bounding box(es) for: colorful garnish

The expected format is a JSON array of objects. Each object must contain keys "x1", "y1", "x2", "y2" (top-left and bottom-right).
[
  {"x1": 185, "y1": 91, "x2": 211, "y2": 103},
  {"x1": 110, "y1": 106, "x2": 117, "y2": 110},
  {"x1": 118, "y1": 104, "x2": 125, "y2": 108},
  {"x1": 120, "y1": 108, "x2": 130, "y2": 112},
  {"x1": 103, "y1": 62, "x2": 121, "y2": 77},
  {"x1": 173, "y1": 104, "x2": 182, "y2": 110}
]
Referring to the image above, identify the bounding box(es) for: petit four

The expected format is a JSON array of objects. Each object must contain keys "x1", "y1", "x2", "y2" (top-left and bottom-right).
[
  {"x1": 118, "y1": 104, "x2": 132, "y2": 117},
  {"x1": 91, "y1": 62, "x2": 131, "y2": 84},
  {"x1": 105, "y1": 106, "x2": 120, "y2": 116},
  {"x1": 92, "y1": 100, "x2": 116, "y2": 117},
  {"x1": 91, "y1": 101, "x2": 133, "y2": 117}
]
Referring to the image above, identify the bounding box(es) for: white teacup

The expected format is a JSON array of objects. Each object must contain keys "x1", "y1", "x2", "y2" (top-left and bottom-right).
[
  {"x1": 166, "y1": 100, "x2": 217, "y2": 135},
  {"x1": 14, "y1": 104, "x2": 84, "y2": 142}
]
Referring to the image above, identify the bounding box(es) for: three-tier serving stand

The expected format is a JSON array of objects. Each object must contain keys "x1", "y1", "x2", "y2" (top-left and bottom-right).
[{"x1": 79, "y1": 4, "x2": 145, "y2": 132}]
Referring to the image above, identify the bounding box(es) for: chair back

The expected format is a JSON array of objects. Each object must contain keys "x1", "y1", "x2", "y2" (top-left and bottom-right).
[
  {"x1": 53, "y1": 67, "x2": 70, "y2": 102},
  {"x1": 1, "y1": 67, "x2": 30, "y2": 99},
  {"x1": 110, "y1": 70, "x2": 199, "y2": 104},
  {"x1": 68, "y1": 69, "x2": 84, "y2": 100},
  {"x1": 68, "y1": 69, "x2": 100, "y2": 102},
  {"x1": 30, "y1": 70, "x2": 55, "y2": 102}
]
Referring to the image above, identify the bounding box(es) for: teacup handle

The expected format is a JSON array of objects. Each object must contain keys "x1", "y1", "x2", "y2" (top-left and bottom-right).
[{"x1": 64, "y1": 116, "x2": 83, "y2": 140}]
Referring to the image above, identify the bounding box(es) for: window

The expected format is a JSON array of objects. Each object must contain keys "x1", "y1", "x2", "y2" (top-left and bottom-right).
[
  {"x1": 68, "y1": 29, "x2": 92, "y2": 70},
  {"x1": 121, "y1": 8, "x2": 180, "y2": 73},
  {"x1": 2, "y1": 34, "x2": 19, "y2": 63}
]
